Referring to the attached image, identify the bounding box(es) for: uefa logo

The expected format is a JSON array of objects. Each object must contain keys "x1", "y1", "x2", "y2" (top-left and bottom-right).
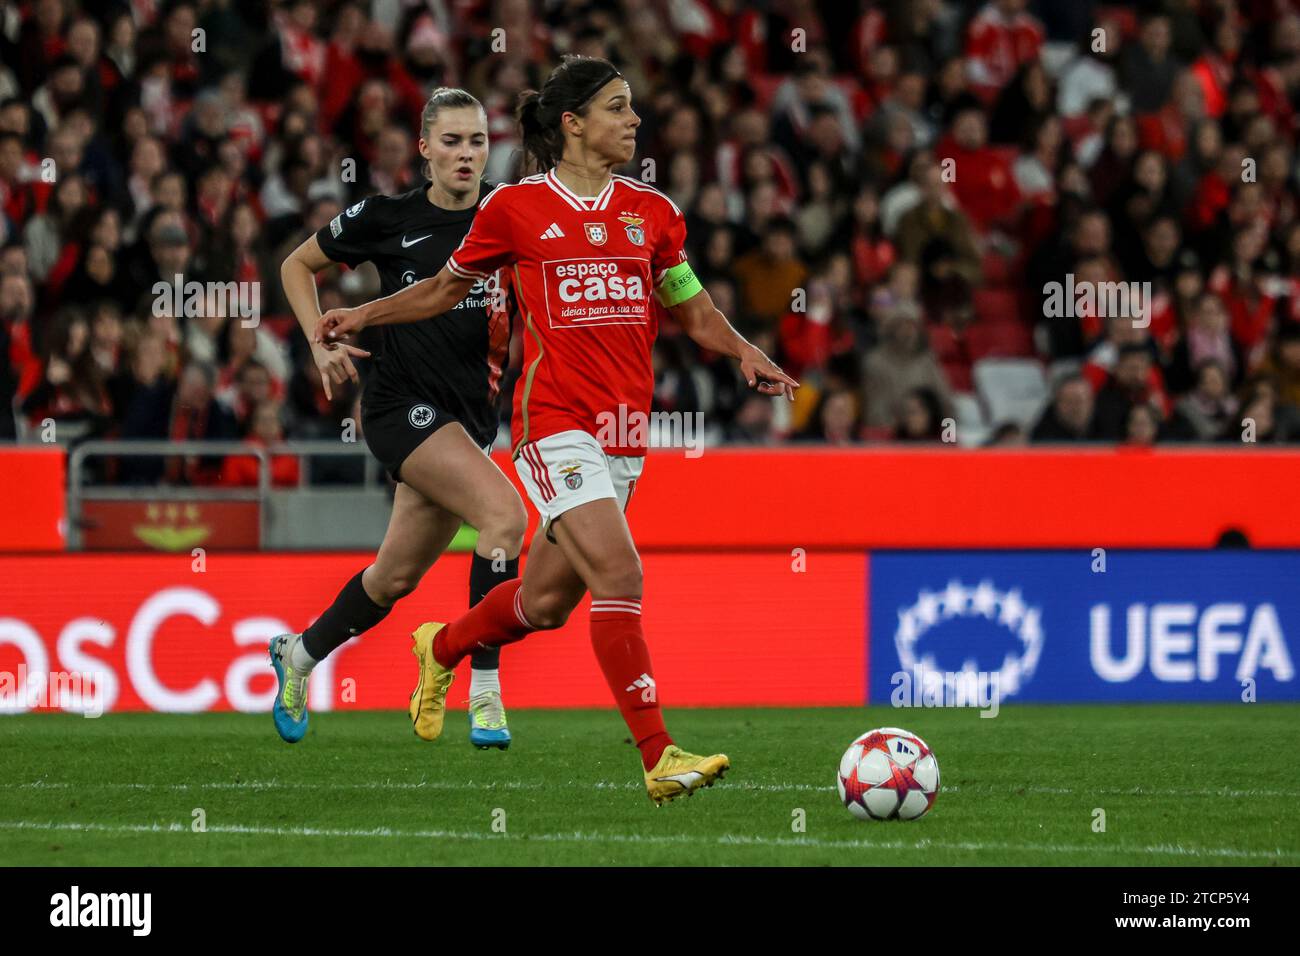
[
  {"x1": 895, "y1": 580, "x2": 1045, "y2": 704},
  {"x1": 409, "y1": 405, "x2": 435, "y2": 428}
]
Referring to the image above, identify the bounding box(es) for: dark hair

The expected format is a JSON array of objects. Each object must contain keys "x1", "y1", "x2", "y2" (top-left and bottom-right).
[
  {"x1": 419, "y1": 87, "x2": 484, "y2": 179},
  {"x1": 1215, "y1": 527, "x2": 1252, "y2": 549},
  {"x1": 766, "y1": 215, "x2": 797, "y2": 238},
  {"x1": 516, "y1": 55, "x2": 622, "y2": 173},
  {"x1": 1055, "y1": 372, "x2": 1088, "y2": 395},
  {"x1": 894, "y1": 387, "x2": 944, "y2": 441},
  {"x1": 237, "y1": 358, "x2": 268, "y2": 382}
]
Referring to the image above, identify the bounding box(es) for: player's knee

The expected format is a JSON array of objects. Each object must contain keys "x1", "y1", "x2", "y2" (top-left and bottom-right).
[
  {"x1": 522, "y1": 591, "x2": 572, "y2": 630},
  {"x1": 478, "y1": 499, "x2": 527, "y2": 555},
  {"x1": 590, "y1": 555, "x2": 643, "y2": 600},
  {"x1": 369, "y1": 569, "x2": 420, "y2": 604}
]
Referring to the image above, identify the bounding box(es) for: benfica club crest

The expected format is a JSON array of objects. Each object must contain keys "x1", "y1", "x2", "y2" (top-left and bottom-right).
[
  {"x1": 558, "y1": 460, "x2": 584, "y2": 490},
  {"x1": 584, "y1": 222, "x2": 608, "y2": 246},
  {"x1": 618, "y1": 215, "x2": 645, "y2": 246}
]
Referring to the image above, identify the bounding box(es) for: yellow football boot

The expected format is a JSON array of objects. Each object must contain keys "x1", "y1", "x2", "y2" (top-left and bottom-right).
[
  {"x1": 644, "y1": 745, "x2": 731, "y2": 805},
  {"x1": 409, "y1": 622, "x2": 455, "y2": 741}
]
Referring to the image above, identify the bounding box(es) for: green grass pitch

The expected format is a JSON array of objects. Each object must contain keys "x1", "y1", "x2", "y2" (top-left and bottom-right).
[{"x1": 1, "y1": 704, "x2": 1297, "y2": 866}]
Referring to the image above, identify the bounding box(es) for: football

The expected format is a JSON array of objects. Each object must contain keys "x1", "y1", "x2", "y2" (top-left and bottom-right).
[{"x1": 837, "y1": 727, "x2": 941, "y2": 821}]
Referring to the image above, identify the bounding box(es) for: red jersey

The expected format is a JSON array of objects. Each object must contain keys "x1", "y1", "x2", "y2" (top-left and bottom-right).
[
  {"x1": 447, "y1": 169, "x2": 689, "y2": 457},
  {"x1": 964, "y1": 3, "x2": 1045, "y2": 97}
]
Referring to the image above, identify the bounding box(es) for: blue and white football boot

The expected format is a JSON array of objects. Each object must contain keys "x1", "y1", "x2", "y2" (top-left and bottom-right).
[
  {"x1": 467, "y1": 691, "x2": 511, "y2": 750},
  {"x1": 269, "y1": 633, "x2": 309, "y2": 743}
]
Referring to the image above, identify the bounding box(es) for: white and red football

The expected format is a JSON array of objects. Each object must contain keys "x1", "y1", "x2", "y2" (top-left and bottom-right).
[{"x1": 836, "y1": 727, "x2": 940, "y2": 821}]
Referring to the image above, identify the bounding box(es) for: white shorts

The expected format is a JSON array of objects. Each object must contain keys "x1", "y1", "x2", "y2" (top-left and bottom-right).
[{"x1": 514, "y1": 430, "x2": 644, "y2": 531}]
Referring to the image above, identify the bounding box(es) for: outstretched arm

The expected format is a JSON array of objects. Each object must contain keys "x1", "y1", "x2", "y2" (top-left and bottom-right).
[
  {"x1": 669, "y1": 286, "x2": 799, "y2": 401},
  {"x1": 315, "y1": 265, "x2": 476, "y2": 343}
]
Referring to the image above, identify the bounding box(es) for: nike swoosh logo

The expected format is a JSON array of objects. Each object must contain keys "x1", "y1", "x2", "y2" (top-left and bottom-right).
[
  {"x1": 655, "y1": 771, "x2": 704, "y2": 790},
  {"x1": 401, "y1": 234, "x2": 432, "y2": 248}
]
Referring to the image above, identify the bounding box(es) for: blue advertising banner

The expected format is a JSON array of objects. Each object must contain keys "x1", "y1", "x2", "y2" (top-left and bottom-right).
[{"x1": 867, "y1": 551, "x2": 1300, "y2": 704}]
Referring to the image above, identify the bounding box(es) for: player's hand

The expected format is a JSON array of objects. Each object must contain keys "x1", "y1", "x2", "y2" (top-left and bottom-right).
[
  {"x1": 315, "y1": 306, "x2": 368, "y2": 345},
  {"x1": 311, "y1": 340, "x2": 370, "y2": 401},
  {"x1": 739, "y1": 346, "x2": 798, "y2": 402}
]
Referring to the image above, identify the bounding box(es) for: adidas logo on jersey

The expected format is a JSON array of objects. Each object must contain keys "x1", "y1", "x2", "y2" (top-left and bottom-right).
[{"x1": 540, "y1": 223, "x2": 566, "y2": 239}]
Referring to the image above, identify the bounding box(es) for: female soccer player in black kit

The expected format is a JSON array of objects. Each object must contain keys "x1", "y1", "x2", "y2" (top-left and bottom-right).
[{"x1": 270, "y1": 89, "x2": 526, "y2": 749}]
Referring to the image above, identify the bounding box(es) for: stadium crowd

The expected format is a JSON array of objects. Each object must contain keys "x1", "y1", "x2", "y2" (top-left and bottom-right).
[{"x1": 1, "y1": 0, "x2": 1299, "y2": 485}]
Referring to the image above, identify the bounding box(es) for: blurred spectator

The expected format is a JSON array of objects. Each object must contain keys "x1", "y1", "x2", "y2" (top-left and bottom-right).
[
  {"x1": 1055, "y1": 16, "x2": 1120, "y2": 118},
  {"x1": 220, "y1": 400, "x2": 300, "y2": 488},
  {"x1": 934, "y1": 105, "x2": 1021, "y2": 233},
  {"x1": 990, "y1": 61, "x2": 1052, "y2": 145},
  {"x1": 893, "y1": 156, "x2": 981, "y2": 285},
  {"x1": 1093, "y1": 343, "x2": 1164, "y2": 441},
  {"x1": 1125, "y1": 402, "x2": 1162, "y2": 445},
  {"x1": 0, "y1": 0, "x2": 1294, "y2": 463},
  {"x1": 796, "y1": 387, "x2": 862, "y2": 445},
  {"x1": 1166, "y1": 292, "x2": 1243, "y2": 395},
  {"x1": 1082, "y1": 313, "x2": 1167, "y2": 409},
  {"x1": 1230, "y1": 386, "x2": 1281, "y2": 444},
  {"x1": 862, "y1": 303, "x2": 953, "y2": 429},
  {"x1": 1169, "y1": 360, "x2": 1237, "y2": 442},
  {"x1": 724, "y1": 394, "x2": 780, "y2": 445},
  {"x1": 1258, "y1": 324, "x2": 1300, "y2": 411},
  {"x1": 20, "y1": 308, "x2": 111, "y2": 436},
  {"x1": 964, "y1": 0, "x2": 1044, "y2": 100},
  {"x1": 985, "y1": 421, "x2": 1027, "y2": 446},
  {"x1": 892, "y1": 386, "x2": 947, "y2": 442},
  {"x1": 731, "y1": 217, "x2": 807, "y2": 334},
  {"x1": 1120, "y1": 14, "x2": 1178, "y2": 114},
  {"x1": 777, "y1": 277, "x2": 855, "y2": 381},
  {"x1": 120, "y1": 361, "x2": 237, "y2": 484},
  {"x1": 1031, "y1": 374, "x2": 1094, "y2": 442},
  {"x1": 842, "y1": 184, "x2": 895, "y2": 290},
  {"x1": 220, "y1": 358, "x2": 275, "y2": 431},
  {"x1": 23, "y1": 172, "x2": 87, "y2": 282}
]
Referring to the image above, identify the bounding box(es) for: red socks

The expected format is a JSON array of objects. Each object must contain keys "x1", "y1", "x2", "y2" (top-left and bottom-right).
[
  {"x1": 589, "y1": 598, "x2": 672, "y2": 770},
  {"x1": 432, "y1": 579, "x2": 534, "y2": 668},
  {"x1": 433, "y1": 586, "x2": 673, "y2": 770}
]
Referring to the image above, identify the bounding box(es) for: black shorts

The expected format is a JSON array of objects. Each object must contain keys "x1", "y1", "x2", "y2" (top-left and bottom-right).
[{"x1": 362, "y1": 398, "x2": 466, "y2": 482}]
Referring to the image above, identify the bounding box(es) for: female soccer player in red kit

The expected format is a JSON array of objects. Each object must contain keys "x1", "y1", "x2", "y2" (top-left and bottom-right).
[{"x1": 318, "y1": 55, "x2": 798, "y2": 804}]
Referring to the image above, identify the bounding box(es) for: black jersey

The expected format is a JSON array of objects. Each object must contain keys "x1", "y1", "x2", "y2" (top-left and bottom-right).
[{"x1": 315, "y1": 182, "x2": 510, "y2": 447}]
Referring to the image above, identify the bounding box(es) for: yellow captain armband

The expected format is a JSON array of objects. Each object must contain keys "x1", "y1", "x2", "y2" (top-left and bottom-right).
[{"x1": 654, "y1": 261, "x2": 703, "y2": 306}]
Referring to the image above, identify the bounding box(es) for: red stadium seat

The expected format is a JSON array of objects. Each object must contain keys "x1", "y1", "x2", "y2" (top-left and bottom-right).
[
  {"x1": 981, "y1": 250, "x2": 1018, "y2": 285},
  {"x1": 967, "y1": 319, "x2": 1035, "y2": 359},
  {"x1": 972, "y1": 288, "x2": 1023, "y2": 325},
  {"x1": 942, "y1": 359, "x2": 974, "y2": 393},
  {"x1": 860, "y1": 425, "x2": 895, "y2": 443},
  {"x1": 750, "y1": 74, "x2": 785, "y2": 111}
]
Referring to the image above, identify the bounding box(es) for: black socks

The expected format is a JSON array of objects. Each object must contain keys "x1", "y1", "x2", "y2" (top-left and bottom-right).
[
  {"x1": 469, "y1": 551, "x2": 519, "y2": 670},
  {"x1": 300, "y1": 552, "x2": 519, "y2": 665},
  {"x1": 301, "y1": 570, "x2": 392, "y2": 661}
]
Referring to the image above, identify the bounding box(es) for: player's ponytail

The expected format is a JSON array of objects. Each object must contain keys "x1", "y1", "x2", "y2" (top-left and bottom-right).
[{"x1": 516, "y1": 55, "x2": 623, "y2": 174}]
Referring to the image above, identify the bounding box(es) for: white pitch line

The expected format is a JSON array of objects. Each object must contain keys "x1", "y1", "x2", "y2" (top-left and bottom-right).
[
  {"x1": 0, "y1": 820, "x2": 1294, "y2": 861},
  {"x1": 5, "y1": 780, "x2": 1300, "y2": 799}
]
